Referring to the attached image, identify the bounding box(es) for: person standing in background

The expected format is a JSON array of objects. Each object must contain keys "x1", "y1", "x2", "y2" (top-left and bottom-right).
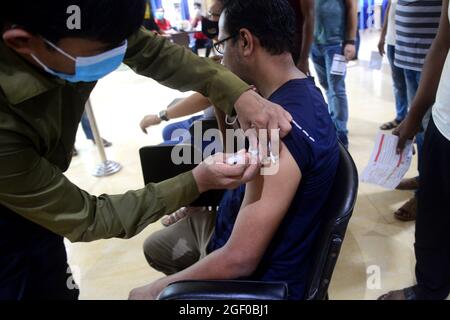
[
  {"x1": 390, "y1": 0, "x2": 442, "y2": 222},
  {"x1": 191, "y1": 2, "x2": 213, "y2": 57},
  {"x1": 287, "y1": 0, "x2": 315, "y2": 75},
  {"x1": 311, "y1": 0, "x2": 358, "y2": 148},
  {"x1": 380, "y1": 0, "x2": 450, "y2": 299},
  {"x1": 378, "y1": 0, "x2": 408, "y2": 131}
]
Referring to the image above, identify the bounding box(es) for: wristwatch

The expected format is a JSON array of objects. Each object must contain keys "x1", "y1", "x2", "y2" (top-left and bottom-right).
[
  {"x1": 344, "y1": 39, "x2": 356, "y2": 45},
  {"x1": 158, "y1": 110, "x2": 170, "y2": 122}
]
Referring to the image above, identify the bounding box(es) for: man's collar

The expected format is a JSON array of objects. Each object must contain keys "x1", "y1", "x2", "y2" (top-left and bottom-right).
[{"x1": 0, "y1": 40, "x2": 63, "y2": 105}]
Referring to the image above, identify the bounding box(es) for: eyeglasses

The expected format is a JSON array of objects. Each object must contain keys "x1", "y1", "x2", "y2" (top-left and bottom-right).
[
  {"x1": 214, "y1": 35, "x2": 236, "y2": 54},
  {"x1": 208, "y1": 10, "x2": 221, "y2": 18}
]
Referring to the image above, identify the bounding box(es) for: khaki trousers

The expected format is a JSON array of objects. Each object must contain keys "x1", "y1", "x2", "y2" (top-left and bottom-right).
[{"x1": 143, "y1": 209, "x2": 216, "y2": 275}]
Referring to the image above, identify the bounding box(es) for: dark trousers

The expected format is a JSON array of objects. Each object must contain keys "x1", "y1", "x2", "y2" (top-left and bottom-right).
[
  {"x1": 191, "y1": 39, "x2": 212, "y2": 57},
  {"x1": 414, "y1": 117, "x2": 450, "y2": 300},
  {"x1": 0, "y1": 211, "x2": 79, "y2": 300}
]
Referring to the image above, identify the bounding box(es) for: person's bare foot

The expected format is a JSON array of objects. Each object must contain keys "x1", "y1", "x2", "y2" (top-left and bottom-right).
[
  {"x1": 396, "y1": 177, "x2": 419, "y2": 191},
  {"x1": 394, "y1": 197, "x2": 417, "y2": 221}
]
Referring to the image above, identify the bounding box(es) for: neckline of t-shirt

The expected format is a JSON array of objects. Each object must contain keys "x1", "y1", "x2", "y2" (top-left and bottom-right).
[{"x1": 268, "y1": 77, "x2": 311, "y2": 101}]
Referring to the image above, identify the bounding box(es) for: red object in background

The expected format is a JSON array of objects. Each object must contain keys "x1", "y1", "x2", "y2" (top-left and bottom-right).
[
  {"x1": 155, "y1": 18, "x2": 172, "y2": 31},
  {"x1": 191, "y1": 16, "x2": 209, "y2": 40}
]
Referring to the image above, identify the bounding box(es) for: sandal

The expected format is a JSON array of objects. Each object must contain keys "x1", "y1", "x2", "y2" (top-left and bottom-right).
[
  {"x1": 394, "y1": 197, "x2": 417, "y2": 221},
  {"x1": 378, "y1": 286, "x2": 418, "y2": 300},
  {"x1": 380, "y1": 120, "x2": 400, "y2": 131}
]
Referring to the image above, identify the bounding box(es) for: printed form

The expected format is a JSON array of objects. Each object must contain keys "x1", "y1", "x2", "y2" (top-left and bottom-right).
[{"x1": 361, "y1": 132, "x2": 414, "y2": 189}]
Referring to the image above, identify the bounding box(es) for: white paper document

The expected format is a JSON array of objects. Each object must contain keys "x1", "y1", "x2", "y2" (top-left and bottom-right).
[
  {"x1": 369, "y1": 51, "x2": 383, "y2": 70},
  {"x1": 330, "y1": 54, "x2": 347, "y2": 76},
  {"x1": 361, "y1": 132, "x2": 414, "y2": 190}
]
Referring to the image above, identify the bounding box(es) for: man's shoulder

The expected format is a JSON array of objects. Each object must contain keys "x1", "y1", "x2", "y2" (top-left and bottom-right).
[
  {"x1": 271, "y1": 78, "x2": 326, "y2": 115},
  {"x1": 270, "y1": 78, "x2": 312, "y2": 100}
]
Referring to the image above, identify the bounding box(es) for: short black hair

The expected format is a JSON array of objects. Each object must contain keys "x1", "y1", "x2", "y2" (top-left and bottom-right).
[
  {"x1": 1, "y1": 0, "x2": 146, "y2": 45},
  {"x1": 222, "y1": 0, "x2": 296, "y2": 56}
]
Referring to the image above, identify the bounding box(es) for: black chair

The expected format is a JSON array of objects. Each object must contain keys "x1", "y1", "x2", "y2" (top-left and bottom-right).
[
  {"x1": 188, "y1": 119, "x2": 219, "y2": 138},
  {"x1": 140, "y1": 144, "x2": 224, "y2": 208},
  {"x1": 155, "y1": 143, "x2": 358, "y2": 300}
]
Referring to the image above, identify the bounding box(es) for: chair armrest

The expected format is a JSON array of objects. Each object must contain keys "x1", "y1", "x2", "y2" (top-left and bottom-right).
[{"x1": 158, "y1": 280, "x2": 288, "y2": 300}]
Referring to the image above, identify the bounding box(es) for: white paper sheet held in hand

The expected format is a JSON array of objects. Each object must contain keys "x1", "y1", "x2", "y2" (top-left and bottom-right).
[
  {"x1": 361, "y1": 132, "x2": 414, "y2": 189},
  {"x1": 330, "y1": 54, "x2": 347, "y2": 76}
]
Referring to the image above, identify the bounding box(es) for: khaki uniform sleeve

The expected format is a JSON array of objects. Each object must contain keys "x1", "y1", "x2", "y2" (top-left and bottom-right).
[
  {"x1": 0, "y1": 130, "x2": 199, "y2": 243},
  {"x1": 124, "y1": 28, "x2": 250, "y2": 115}
]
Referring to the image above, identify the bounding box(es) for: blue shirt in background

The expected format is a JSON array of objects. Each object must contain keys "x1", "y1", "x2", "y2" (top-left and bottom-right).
[
  {"x1": 207, "y1": 78, "x2": 340, "y2": 300},
  {"x1": 314, "y1": 0, "x2": 347, "y2": 45}
]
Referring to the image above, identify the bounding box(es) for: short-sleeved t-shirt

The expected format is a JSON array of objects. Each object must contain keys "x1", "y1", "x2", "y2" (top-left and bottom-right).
[
  {"x1": 207, "y1": 78, "x2": 340, "y2": 300},
  {"x1": 432, "y1": 3, "x2": 450, "y2": 142},
  {"x1": 386, "y1": 0, "x2": 398, "y2": 46},
  {"x1": 314, "y1": 0, "x2": 347, "y2": 45},
  {"x1": 394, "y1": 0, "x2": 442, "y2": 71},
  {"x1": 155, "y1": 18, "x2": 172, "y2": 31}
]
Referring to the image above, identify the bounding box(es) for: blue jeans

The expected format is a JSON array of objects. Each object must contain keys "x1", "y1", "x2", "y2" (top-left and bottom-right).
[
  {"x1": 162, "y1": 115, "x2": 204, "y2": 144},
  {"x1": 311, "y1": 43, "x2": 349, "y2": 146},
  {"x1": 387, "y1": 45, "x2": 408, "y2": 122},
  {"x1": 403, "y1": 68, "x2": 428, "y2": 175},
  {"x1": 81, "y1": 112, "x2": 94, "y2": 141},
  {"x1": 162, "y1": 115, "x2": 221, "y2": 153},
  {"x1": 404, "y1": 69, "x2": 422, "y2": 106}
]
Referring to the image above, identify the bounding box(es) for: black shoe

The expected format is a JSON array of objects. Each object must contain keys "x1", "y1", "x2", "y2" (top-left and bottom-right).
[{"x1": 93, "y1": 138, "x2": 112, "y2": 148}]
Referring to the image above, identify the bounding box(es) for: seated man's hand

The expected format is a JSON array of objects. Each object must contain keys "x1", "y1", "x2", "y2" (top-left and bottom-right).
[
  {"x1": 140, "y1": 114, "x2": 162, "y2": 134},
  {"x1": 192, "y1": 150, "x2": 260, "y2": 193},
  {"x1": 129, "y1": 280, "x2": 164, "y2": 300}
]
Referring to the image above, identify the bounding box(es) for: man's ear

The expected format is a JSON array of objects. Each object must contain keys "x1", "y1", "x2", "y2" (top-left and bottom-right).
[
  {"x1": 239, "y1": 29, "x2": 254, "y2": 57},
  {"x1": 2, "y1": 28, "x2": 39, "y2": 55}
]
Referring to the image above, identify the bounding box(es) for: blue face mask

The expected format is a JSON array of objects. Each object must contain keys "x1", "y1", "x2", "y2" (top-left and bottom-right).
[{"x1": 31, "y1": 38, "x2": 128, "y2": 83}]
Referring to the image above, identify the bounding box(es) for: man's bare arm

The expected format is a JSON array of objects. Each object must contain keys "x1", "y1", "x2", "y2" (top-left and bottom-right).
[
  {"x1": 129, "y1": 143, "x2": 301, "y2": 299},
  {"x1": 344, "y1": 0, "x2": 358, "y2": 60},
  {"x1": 378, "y1": 0, "x2": 391, "y2": 56},
  {"x1": 345, "y1": 0, "x2": 358, "y2": 41},
  {"x1": 298, "y1": 0, "x2": 314, "y2": 74}
]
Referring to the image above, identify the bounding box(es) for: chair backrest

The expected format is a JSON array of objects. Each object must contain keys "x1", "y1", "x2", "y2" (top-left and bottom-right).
[
  {"x1": 305, "y1": 143, "x2": 359, "y2": 300},
  {"x1": 188, "y1": 119, "x2": 220, "y2": 138},
  {"x1": 139, "y1": 144, "x2": 225, "y2": 207},
  {"x1": 170, "y1": 32, "x2": 191, "y2": 48}
]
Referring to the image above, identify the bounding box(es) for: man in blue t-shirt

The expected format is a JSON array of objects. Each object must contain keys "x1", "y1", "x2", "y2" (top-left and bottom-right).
[
  {"x1": 312, "y1": 0, "x2": 358, "y2": 148},
  {"x1": 132, "y1": 0, "x2": 339, "y2": 300}
]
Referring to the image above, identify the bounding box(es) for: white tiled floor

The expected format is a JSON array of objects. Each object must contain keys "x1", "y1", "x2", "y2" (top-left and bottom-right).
[{"x1": 65, "y1": 30, "x2": 422, "y2": 300}]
